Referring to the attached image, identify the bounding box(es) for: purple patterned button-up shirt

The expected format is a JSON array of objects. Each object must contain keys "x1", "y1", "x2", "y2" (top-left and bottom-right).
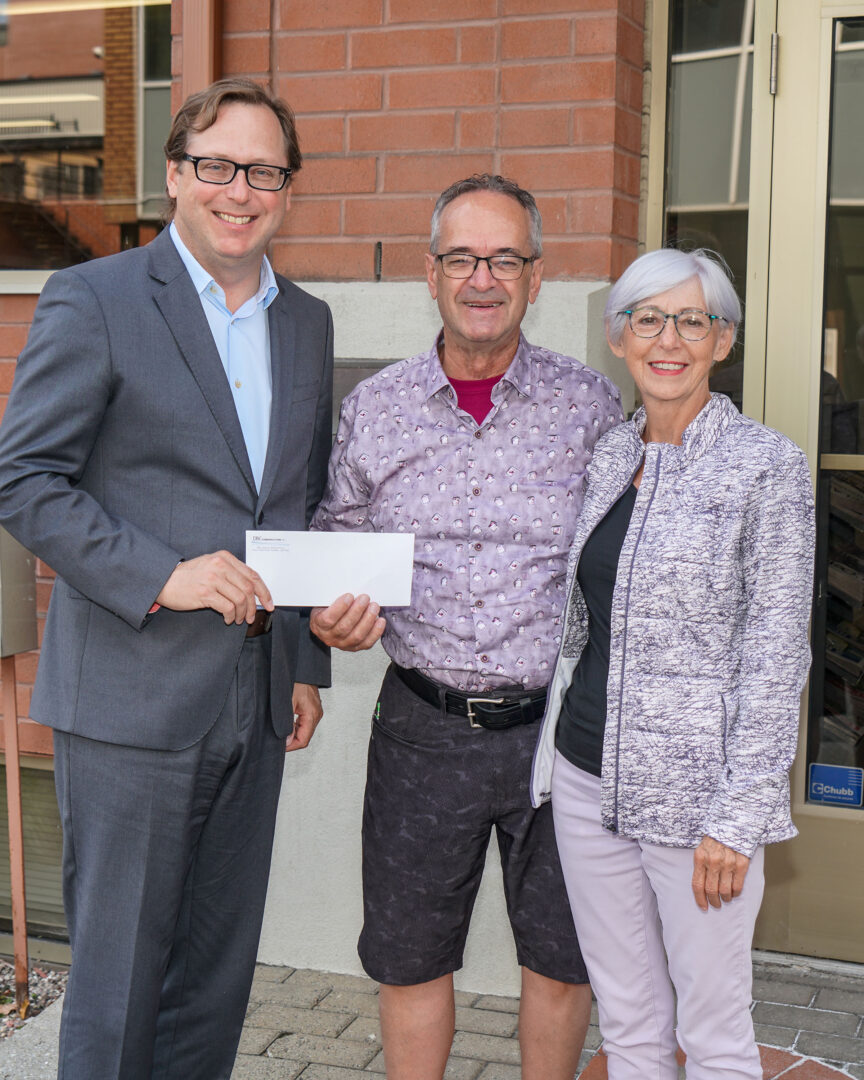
[{"x1": 311, "y1": 334, "x2": 623, "y2": 691}]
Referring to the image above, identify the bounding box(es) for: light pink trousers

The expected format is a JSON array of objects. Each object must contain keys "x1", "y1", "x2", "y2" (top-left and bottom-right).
[{"x1": 551, "y1": 752, "x2": 765, "y2": 1080}]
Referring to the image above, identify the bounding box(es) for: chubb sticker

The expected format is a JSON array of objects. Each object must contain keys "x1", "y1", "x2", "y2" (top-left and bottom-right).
[{"x1": 808, "y1": 763, "x2": 864, "y2": 807}]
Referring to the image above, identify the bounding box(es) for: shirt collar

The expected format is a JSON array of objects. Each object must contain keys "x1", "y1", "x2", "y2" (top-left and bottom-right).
[
  {"x1": 168, "y1": 221, "x2": 278, "y2": 310},
  {"x1": 419, "y1": 331, "x2": 535, "y2": 402},
  {"x1": 499, "y1": 334, "x2": 535, "y2": 398}
]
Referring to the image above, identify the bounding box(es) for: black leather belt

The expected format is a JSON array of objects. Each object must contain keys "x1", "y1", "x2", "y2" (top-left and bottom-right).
[
  {"x1": 246, "y1": 610, "x2": 273, "y2": 638},
  {"x1": 392, "y1": 663, "x2": 547, "y2": 731}
]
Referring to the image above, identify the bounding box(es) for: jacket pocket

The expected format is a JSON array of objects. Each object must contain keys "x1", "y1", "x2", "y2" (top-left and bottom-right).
[
  {"x1": 719, "y1": 688, "x2": 738, "y2": 767},
  {"x1": 624, "y1": 675, "x2": 728, "y2": 785}
]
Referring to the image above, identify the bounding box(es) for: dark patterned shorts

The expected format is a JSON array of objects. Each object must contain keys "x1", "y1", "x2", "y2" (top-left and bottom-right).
[{"x1": 357, "y1": 665, "x2": 588, "y2": 987}]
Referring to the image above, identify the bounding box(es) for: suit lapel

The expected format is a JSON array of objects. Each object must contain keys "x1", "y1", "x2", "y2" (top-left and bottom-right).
[
  {"x1": 256, "y1": 286, "x2": 296, "y2": 511},
  {"x1": 148, "y1": 232, "x2": 256, "y2": 497}
]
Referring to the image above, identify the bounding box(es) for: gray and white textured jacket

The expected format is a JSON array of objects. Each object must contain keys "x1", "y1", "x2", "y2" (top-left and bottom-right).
[{"x1": 531, "y1": 393, "x2": 815, "y2": 858}]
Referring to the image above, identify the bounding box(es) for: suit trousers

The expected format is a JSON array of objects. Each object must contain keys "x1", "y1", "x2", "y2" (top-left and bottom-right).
[
  {"x1": 53, "y1": 633, "x2": 285, "y2": 1080},
  {"x1": 551, "y1": 752, "x2": 765, "y2": 1080}
]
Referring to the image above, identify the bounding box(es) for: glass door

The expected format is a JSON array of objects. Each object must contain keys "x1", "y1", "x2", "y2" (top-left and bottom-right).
[
  {"x1": 755, "y1": 0, "x2": 864, "y2": 962},
  {"x1": 665, "y1": 0, "x2": 755, "y2": 409},
  {"x1": 811, "y1": 19, "x2": 864, "y2": 794},
  {"x1": 649, "y1": 0, "x2": 780, "y2": 426},
  {"x1": 648, "y1": 0, "x2": 864, "y2": 960}
]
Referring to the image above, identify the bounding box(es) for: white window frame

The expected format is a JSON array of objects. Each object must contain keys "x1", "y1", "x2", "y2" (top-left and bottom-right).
[{"x1": 137, "y1": 1, "x2": 171, "y2": 220}]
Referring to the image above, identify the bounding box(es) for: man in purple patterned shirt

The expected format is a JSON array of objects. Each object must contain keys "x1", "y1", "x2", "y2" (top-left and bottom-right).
[{"x1": 310, "y1": 174, "x2": 622, "y2": 1080}]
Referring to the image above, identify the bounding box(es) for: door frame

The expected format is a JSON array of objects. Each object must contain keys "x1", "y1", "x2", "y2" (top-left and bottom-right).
[{"x1": 645, "y1": 0, "x2": 864, "y2": 961}]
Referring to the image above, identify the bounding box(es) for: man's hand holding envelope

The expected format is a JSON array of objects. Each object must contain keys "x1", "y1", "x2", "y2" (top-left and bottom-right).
[
  {"x1": 245, "y1": 530, "x2": 412, "y2": 650},
  {"x1": 309, "y1": 592, "x2": 387, "y2": 651}
]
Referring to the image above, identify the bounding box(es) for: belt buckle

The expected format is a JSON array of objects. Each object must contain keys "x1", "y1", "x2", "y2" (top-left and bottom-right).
[
  {"x1": 246, "y1": 610, "x2": 273, "y2": 638},
  {"x1": 466, "y1": 696, "x2": 505, "y2": 729}
]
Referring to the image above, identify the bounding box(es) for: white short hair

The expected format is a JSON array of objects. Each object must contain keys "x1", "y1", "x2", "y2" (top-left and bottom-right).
[{"x1": 605, "y1": 248, "x2": 742, "y2": 346}]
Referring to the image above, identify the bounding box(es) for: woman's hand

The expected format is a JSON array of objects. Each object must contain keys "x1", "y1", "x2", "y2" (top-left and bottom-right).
[{"x1": 691, "y1": 835, "x2": 750, "y2": 911}]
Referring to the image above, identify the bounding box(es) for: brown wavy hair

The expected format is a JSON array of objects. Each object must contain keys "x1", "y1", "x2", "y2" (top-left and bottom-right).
[{"x1": 162, "y1": 77, "x2": 301, "y2": 221}]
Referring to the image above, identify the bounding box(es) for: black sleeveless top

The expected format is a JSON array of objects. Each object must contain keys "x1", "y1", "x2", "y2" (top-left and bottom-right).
[{"x1": 555, "y1": 484, "x2": 638, "y2": 776}]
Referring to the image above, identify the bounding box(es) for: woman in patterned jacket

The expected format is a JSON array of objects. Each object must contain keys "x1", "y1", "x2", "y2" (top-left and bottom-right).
[{"x1": 531, "y1": 248, "x2": 815, "y2": 1079}]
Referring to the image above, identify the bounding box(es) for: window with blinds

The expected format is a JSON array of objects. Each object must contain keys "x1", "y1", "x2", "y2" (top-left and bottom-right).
[{"x1": 0, "y1": 764, "x2": 66, "y2": 939}]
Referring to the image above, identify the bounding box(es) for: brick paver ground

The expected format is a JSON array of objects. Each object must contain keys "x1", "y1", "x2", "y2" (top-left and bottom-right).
[{"x1": 233, "y1": 954, "x2": 864, "y2": 1079}]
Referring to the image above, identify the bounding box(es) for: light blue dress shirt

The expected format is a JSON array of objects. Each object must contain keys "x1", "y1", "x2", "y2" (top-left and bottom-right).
[{"x1": 169, "y1": 222, "x2": 278, "y2": 491}]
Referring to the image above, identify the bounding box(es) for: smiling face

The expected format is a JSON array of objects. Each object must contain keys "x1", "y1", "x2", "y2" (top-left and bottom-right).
[
  {"x1": 609, "y1": 278, "x2": 734, "y2": 428},
  {"x1": 166, "y1": 101, "x2": 291, "y2": 294},
  {"x1": 425, "y1": 190, "x2": 543, "y2": 375}
]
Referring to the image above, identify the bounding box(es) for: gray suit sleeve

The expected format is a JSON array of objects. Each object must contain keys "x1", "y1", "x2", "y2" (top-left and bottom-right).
[
  {"x1": 293, "y1": 304, "x2": 334, "y2": 688},
  {"x1": 0, "y1": 270, "x2": 183, "y2": 629}
]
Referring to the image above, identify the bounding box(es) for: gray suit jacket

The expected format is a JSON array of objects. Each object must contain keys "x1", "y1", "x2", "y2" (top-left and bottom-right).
[{"x1": 0, "y1": 228, "x2": 332, "y2": 749}]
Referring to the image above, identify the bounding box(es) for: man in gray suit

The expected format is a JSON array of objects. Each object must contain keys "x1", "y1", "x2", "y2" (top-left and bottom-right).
[{"x1": 0, "y1": 78, "x2": 332, "y2": 1080}]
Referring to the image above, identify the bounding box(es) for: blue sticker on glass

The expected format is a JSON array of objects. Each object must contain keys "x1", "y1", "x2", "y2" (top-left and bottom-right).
[{"x1": 808, "y1": 763, "x2": 864, "y2": 807}]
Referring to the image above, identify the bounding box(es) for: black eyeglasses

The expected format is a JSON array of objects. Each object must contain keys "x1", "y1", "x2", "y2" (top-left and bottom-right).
[
  {"x1": 436, "y1": 253, "x2": 537, "y2": 280},
  {"x1": 181, "y1": 154, "x2": 292, "y2": 191}
]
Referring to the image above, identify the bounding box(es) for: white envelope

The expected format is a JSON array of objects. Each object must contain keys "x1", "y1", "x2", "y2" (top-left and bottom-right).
[{"x1": 245, "y1": 530, "x2": 414, "y2": 608}]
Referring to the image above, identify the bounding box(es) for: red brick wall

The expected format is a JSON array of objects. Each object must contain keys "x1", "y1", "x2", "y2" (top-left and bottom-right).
[
  {"x1": 170, "y1": 0, "x2": 187, "y2": 112},
  {"x1": 103, "y1": 6, "x2": 139, "y2": 225},
  {"x1": 0, "y1": 297, "x2": 36, "y2": 433},
  {"x1": 40, "y1": 202, "x2": 120, "y2": 260},
  {"x1": 0, "y1": 10, "x2": 103, "y2": 81},
  {"x1": 220, "y1": 0, "x2": 645, "y2": 282},
  {"x1": 0, "y1": 1, "x2": 646, "y2": 730}
]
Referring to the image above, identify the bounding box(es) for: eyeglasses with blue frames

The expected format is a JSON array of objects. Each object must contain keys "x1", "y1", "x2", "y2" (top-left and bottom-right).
[
  {"x1": 621, "y1": 306, "x2": 729, "y2": 342},
  {"x1": 436, "y1": 252, "x2": 537, "y2": 280},
  {"x1": 181, "y1": 154, "x2": 292, "y2": 192}
]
